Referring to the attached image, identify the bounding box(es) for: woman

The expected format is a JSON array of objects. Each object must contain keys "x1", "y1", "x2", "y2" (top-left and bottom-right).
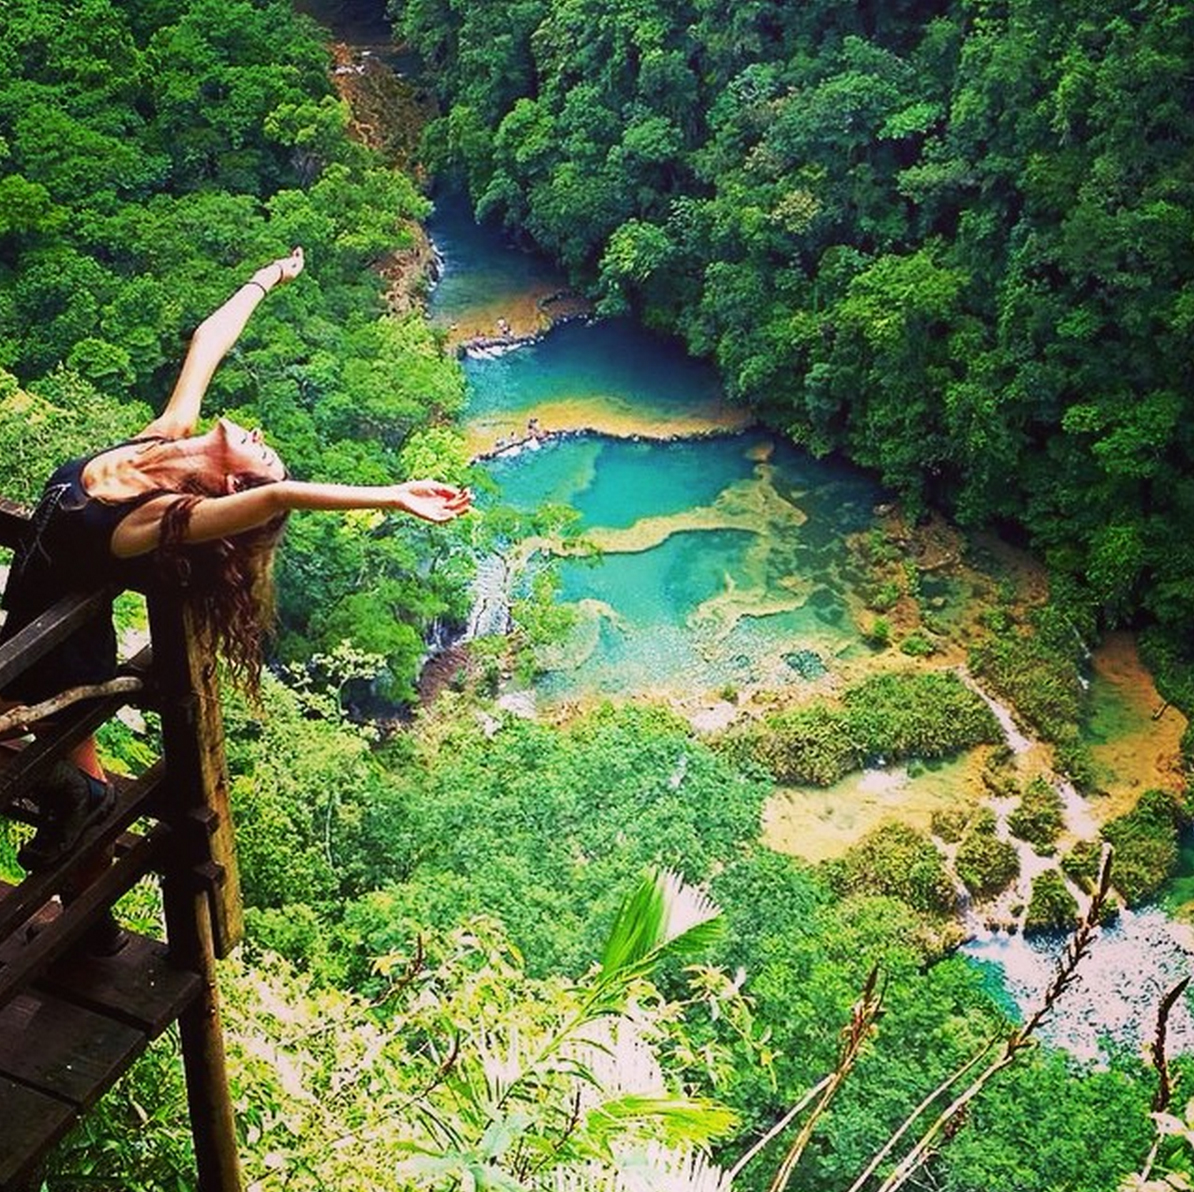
[{"x1": 2, "y1": 247, "x2": 471, "y2": 873}]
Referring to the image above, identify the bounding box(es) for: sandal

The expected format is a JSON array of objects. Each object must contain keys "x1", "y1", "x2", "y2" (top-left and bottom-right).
[{"x1": 17, "y1": 761, "x2": 116, "y2": 872}]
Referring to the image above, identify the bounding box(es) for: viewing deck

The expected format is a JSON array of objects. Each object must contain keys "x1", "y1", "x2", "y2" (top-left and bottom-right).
[{"x1": 0, "y1": 496, "x2": 243, "y2": 1191}]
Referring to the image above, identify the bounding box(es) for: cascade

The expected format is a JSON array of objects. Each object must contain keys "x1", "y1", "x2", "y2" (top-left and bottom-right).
[{"x1": 466, "y1": 555, "x2": 512, "y2": 640}]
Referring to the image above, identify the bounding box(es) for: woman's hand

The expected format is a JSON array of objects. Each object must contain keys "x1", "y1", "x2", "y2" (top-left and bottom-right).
[
  {"x1": 147, "y1": 247, "x2": 308, "y2": 441},
  {"x1": 252, "y1": 247, "x2": 305, "y2": 293},
  {"x1": 392, "y1": 481, "x2": 473, "y2": 523}
]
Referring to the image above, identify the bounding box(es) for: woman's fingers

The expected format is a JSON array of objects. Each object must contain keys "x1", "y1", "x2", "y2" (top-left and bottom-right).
[
  {"x1": 397, "y1": 481, "x2": 473, "y2": 522},
  {"x1": 274, "y1": 247, "x2": 305, "y2": 283}
]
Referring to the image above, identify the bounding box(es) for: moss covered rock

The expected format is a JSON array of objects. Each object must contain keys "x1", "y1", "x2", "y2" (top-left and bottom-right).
[
  {"x1": 1007, "y1": 776, "x2": 1065, "y2": 854},
  {"x1": 1026, "y1": 870, "x2": 1078, "y2": 932},
  {"x1": 1101, "y1": 788, "x2": 1189, "y2": 905},
  {"x1": 956, "y1": 809, "x2": 1020, "y2": 897},
  {"x1": 823, "y1": 823, "x2": 956, "y2": 917}
]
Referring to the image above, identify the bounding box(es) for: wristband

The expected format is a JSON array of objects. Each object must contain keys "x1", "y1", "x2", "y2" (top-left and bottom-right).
[{"x1": 246, "y1": 280, "x2": 269, "y2": 296}]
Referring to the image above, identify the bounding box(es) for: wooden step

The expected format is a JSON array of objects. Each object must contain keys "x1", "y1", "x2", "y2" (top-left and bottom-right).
[{"x1": 0, "y1": 929, "x2": 201, "y2": 1188}]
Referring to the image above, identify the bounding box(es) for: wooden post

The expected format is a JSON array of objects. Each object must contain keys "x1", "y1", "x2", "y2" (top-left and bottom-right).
[
  {"x1": 147, "y1": 599, "x2": 243, "y2": 956},
  {"x1": 148, "y1": 593, "x2": 243, "y2": 1192},
  {"x1": 162, "y1": 873, "x2": 242, "y2": 1192}
]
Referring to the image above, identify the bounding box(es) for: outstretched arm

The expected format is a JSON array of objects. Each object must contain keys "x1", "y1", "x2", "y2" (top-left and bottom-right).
[
  {"x1": 110, "y1": 478, "x2": 473, "y2": 558},
  {"x1": 139, "y1": 248, "x2": 306, "y2": 441}
]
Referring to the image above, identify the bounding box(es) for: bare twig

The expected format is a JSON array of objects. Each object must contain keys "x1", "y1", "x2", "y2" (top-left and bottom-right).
[
  {"x1": 845, "y1": 1044, "x2": 994, "y2": 1192},
  {"x1": 1152, "y1": 976, "x2": 1190, "y2": 1114},
  {"x1": 727, "y1": 1076, "x2": 834, "y2": 1183},
  {"x1": 767, "y1": 966, "x2": 885, "y2": 1192},
  {"x1": 1137, "y1": 975, "x2": 1192, "y2": 1185},
  {"x1": 0, "y1": 676, "x2": 143, "y2": 738},
  {"x1": 870, "y1": 846, "x2": 1114, "y2": 1192}
]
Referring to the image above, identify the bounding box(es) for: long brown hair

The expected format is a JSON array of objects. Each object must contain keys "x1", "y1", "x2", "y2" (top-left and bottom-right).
[{"x1": 156, "y1": 473, "x2": 289, "y2": 701}]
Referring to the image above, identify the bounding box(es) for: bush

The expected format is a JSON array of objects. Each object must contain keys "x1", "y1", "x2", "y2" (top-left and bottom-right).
[
  {"x1": 1053, "y1": 732, "x2": 1101, "y2": 794},
  {"x1": 1025, "y1": 870, "x2": 1079, "y2": 931},
  {"x1": 867, "y1": 579, "x2": 903, "y2": 612},
  {"x1": 1007, "y1": 776, "x2": 1065, "y2": 853},
  {"x1": 900, "y1": 632, "x2": 935, "y2": 657},
  {"x1": 722, "y1": 702, "x2": 857, "y2": 786},
  {"x1": 721, "y1": 670, "x2": 1001, "y2": 787},
  {"x1": 981, "y1": 752, "x2": 1020, "y2": 799},
  {"x1": 866, "y1": 616, "x2": 892, "y2": 648},
  {"x1": 842, "y1": 670, "x2": 1000, "y2": 762},
  {"x1": 823, "y1": 823, "x2": 957, "y2": 916},
  {"x1": 930, "y1": 807, "x2": 970, "y2": 844},
  {"x1": 1061, "y1": 840, "x2": 1103, "y2": 892},
  {"x1": 1101, "y1": 788, "x2": 1188, "y2": 904},
  {"x1": 955, "y1": 809, "x2": 1020, "y2": 897}
]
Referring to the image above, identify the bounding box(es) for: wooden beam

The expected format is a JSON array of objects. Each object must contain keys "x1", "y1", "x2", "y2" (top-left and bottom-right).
[
  {"x1": 146, "y1": 599, "x2": 241, "y2": 955},
  {"x1": 0, "y1": 589, "x2": 115, "y2": 693},
  {"x1": 149, "y1": 593, "x2": 242, "y2": 1192}
]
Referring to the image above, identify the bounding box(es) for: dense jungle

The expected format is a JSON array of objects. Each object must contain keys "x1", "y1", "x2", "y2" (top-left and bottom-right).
[{"x1": 1, "y1": 0, "x2": 1193, "y2": 1188}]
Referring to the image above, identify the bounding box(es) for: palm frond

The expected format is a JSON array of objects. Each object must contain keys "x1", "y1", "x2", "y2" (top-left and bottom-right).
[
  {"x1": 586, "y1": 1095, "x2": 739, "y2": 1148},
  {"x1": 568, "y1": 1017, "x2": 665, "y2": 1099},
  {"x1": 600, "y1": 870, "x2": 722, "y2": 981}
]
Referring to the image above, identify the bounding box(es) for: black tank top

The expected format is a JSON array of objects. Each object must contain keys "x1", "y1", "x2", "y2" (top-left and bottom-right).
[{"x1": 0, "y1": 437, "x2": 171, "y2": 702}]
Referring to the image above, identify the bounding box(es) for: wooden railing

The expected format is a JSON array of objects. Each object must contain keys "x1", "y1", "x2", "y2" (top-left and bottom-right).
[{"x1": 0, "y1": 496, "x2": 243, "y2": 1191}]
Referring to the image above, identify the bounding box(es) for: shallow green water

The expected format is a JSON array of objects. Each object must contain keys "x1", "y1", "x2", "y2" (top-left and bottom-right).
[
  {"x1": 431, "y1": 202, "x2": 885, "y2": 699},
  {"x1": 488, "y1": 430, "x2": 881, "y2": 695},
  {"x1": 461, "y1": 319, "x2": 727, "y2": 427},
  {"x1": 1081, "y1": 668, "x2": 1141, "y2": 746}
]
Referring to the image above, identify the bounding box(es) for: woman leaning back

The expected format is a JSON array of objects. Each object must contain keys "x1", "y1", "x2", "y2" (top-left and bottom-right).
[{"x1": 0, "y1": 247, "x2": 471, "y2": 915}]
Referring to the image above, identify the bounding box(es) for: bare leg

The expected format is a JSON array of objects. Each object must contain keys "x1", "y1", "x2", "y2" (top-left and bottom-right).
[{"x1": 69, "y1": 736, "x2": 106, "y2": 784}]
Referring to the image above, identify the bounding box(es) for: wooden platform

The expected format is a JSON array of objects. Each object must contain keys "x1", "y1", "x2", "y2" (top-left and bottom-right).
[
  {"x1": 2, "y1": 495, "x2": 245, "y2": 1190},
  {"x1": 0, "y1": 897, "x2": 201, "y2": 1188}
]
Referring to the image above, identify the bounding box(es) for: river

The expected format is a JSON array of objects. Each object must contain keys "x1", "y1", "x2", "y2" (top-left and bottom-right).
[
  {"x1": 303, "y1": 0, "x2": 1193, "y2": 1061},
  {"x1": 430, "y1": 194, "x2": 890, "y2": 705},
  {"x1": 426, "y1": 193, "x2": 1194, "y2": 1062}
]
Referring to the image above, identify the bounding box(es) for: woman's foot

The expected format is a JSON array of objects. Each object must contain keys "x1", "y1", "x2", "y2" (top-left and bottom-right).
[{"x1": 17, "y1": 762, "x2": 116, "y2": 871}]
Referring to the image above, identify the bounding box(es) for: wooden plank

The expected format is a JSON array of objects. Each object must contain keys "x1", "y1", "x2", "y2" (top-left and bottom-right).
[
  {"x1": 0, "y1": 589, "x2": 116, "y2": 694},
  {"x1": 0, "y1": 762, "x2": 166, "y2": 942},
  {"x1": 0, "y1": 989, "x2": 145, "y2": 1106},
  {"x1": 42, "y1": 932, "x2": 201, "y2": 1036},
  {"x1": 0, "y1": 1075, "x2": 75, "y2": 1188},
  {"x1": 0, "y1": 827, "x2": 169, "y2": 1010}
]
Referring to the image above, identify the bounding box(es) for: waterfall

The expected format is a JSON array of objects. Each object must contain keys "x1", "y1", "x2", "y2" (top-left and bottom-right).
[
  {"x1": 957, "y1": 666, "x2": 1033, "y2": 754},
  {"x1": 1056, "y1": 776, "x2": 1098, "y2": 838},
  {"x1": 466, "y1": 554, "x2": 512, "y2": 640},
  {"x1": 963, "y1": 908, "x2": 1194, "y2": 1060}
]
